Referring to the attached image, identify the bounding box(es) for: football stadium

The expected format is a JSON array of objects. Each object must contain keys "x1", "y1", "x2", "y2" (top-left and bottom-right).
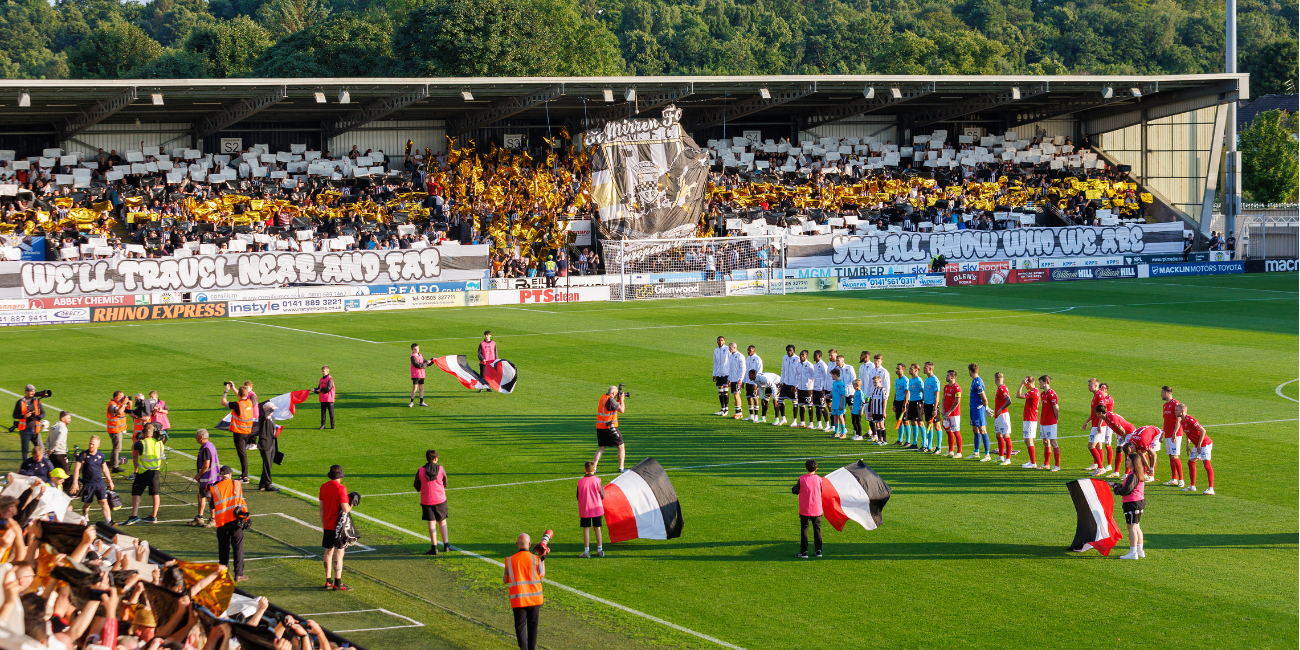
[{"x1": 0, "y1": 70, "x2": 1296, "y2": 650}]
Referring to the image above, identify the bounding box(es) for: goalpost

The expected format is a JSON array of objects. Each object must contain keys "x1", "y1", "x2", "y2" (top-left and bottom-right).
[{"x1": 601, "y1": 235, "x2": 788, "y2": 301}]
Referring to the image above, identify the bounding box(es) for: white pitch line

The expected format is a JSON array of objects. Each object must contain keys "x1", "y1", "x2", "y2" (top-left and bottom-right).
[
  {"x1": 1205, "y1": 418, "x2": 1298, "y2": 427},
  {"x1": 269, "y1": 484, "x2": 748, "y2": 650},
  {"x1": 368, "y1": 295, "x2": 1294, "y2": 344},
  {"x1": 298, "y1": 608, "x2": 425, "y2": 634},
  {"x1": 1275, "y1": 379, "x2": 1299, "y2": 404},
  {"x1": 228, "y1": 319, "x2": 381, "y2": 343},
  {"x1": 499, "y1": 306, "x2": 557, "y2": 314}
]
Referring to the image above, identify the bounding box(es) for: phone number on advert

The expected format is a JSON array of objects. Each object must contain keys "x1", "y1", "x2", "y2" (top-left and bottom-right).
[
  {"x1": 0, "y1": 313, "x2": 77, "y2": 324},
  {"x1": 280, "y1": 299, "x2": 344, "y2": 308}
]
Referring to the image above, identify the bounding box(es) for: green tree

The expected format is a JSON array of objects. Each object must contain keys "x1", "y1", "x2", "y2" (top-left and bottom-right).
[
  {"x1": 253, "y1": 14, "x2": 392, "y2": 76},
  {"x1": 394, "y1": 0, "x2": 621, "y2": 76},
  {"x1": 1244, "y1": 39, "x2": 1299, "y2": 95},
  {"x1": 185, "y1": 15, "x2": 272, "y2": 77},
  {"x1": 125, "y1": 48, "x2": 210, "y2": 77},
  {"x1": 67, "y1": 17, "x2": 164, "y2": 78},
  {"x1": 256, "y1": 0, "x2": 331, "y2": 35},
  {"x1": 1239, "y1": 109, "x2": 1299, "y2": 204}
]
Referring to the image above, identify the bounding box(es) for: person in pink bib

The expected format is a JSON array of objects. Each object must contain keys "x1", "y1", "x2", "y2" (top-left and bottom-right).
[
  {"x1": 577, "y1": 461, "x2": 605, "y2": 558},
  {"x1": 415, "y1": 449, "x2": 449, "y2": 555},
  {"x1": 791, "y1": 459, "x2": 823, "y2": 558},
  {"x1": 478, "y1": 331, "x2": 498, "y2": 393},
  {"x1": 148, "y1": 390, "x2": 170, "y2": 435},
  {"x1": 315, "y1": 366, "x2": 336, "y2": 429},
  {"x1": 410, "y1": 343, "x2": 432, "y2": 407}
]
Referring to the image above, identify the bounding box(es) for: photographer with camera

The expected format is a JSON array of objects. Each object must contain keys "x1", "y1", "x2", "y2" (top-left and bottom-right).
[
  {"x1": 593, "y1": 385, "x2": 627, "y2": 474},
  {"x1": 209, "y1": 465, "x2": 249, "y2": 581},
  {"x1": 504, "y1": 531, "x2": 549, "y2": 650},
  {"x1": 11, "y1": 384, "x2": 47, "y2": 461},
  {"x1": 105, "y1": 390, "x2": 130, "y2": 474}
]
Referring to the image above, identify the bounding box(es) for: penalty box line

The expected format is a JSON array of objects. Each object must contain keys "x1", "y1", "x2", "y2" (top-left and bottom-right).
[{"x1": 296, "y1": 608, "x2": 425, "y2": 634}]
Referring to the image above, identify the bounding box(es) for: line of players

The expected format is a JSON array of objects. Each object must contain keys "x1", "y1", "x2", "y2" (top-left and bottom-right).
[{"x1": 710, "y1": 337, "x2": 1216, "y2": 493}]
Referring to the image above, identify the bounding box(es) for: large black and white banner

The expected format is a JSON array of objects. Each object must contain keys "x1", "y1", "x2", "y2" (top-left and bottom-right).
[
  {"x1": 786, "y1": 223, "x2": 1184, "y2": 268},
  {"x1": 7, "y1": 245, "x2": 489, "y2": 298},
  {"x1": 586, "y1": 105, "x2": 710, "y2": 240}
]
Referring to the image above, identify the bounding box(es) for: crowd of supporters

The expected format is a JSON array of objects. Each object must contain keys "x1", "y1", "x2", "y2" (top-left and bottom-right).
[
  {"x1": 0, "y1": 474, "x2": 346, "y2": 649},
  {"x1": 0, "y1": 129, "x2": 1154, "y2": 277}
]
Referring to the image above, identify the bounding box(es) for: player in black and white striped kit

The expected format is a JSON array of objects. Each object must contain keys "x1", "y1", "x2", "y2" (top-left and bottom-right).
[
  {"x1": 867, "y1": 374, "x2": 889, "y2": 444},
  {"x1": 751, "y1": 370, "x2": 782, "y2": 423},
  {"x1": 775, "y1": 345, "x2": 798, "y2": 426},
  {"x1": 713, "y1": 336, "x2": 730, "y2": 415}
]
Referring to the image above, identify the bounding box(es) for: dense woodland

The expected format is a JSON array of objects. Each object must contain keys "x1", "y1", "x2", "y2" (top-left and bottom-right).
[{"x1": 0, "y1": 0, "x2": 1294, "y2": 92}]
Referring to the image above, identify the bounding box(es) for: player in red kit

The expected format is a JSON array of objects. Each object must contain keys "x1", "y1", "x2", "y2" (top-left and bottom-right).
[
  {"x1": 1160, "y1": 386, "x2": 1185, "y2": 487},
  {"x1": 1037, "y1": 376, "x2": 1060, "y2": 471},
  {"x1": 991, "y1": 373, "x2": 1014, "y2": 465},
  {"x1": 1176, "y1": 403, "x2": 1214, "y2": 495},
  {"x1": 1100, "y1": 408, "x2": 1160, "y2": 483},
  {"x1": 1082, "y1": 379, "x2": 1113, "y2": 474},
  {"x1": 942, "y1": 371, "x2": 962, "y2": 458},
  {"x1": 1016, "y1": 376, "x2": 1040, "y2": 469}
]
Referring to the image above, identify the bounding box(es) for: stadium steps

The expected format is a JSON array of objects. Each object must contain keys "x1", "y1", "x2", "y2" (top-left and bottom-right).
[{"x1": 1093, "y1": 147, "x2": 1191, "y2": 230}]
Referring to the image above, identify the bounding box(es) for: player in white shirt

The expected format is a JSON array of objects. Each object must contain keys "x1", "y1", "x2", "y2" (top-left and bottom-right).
[
  {"x1": 793, "y1": 350, "x2": 815, "y2": 428},
  {"x1": 811, "y1": 350, "x2": 830, "y2": 431},
  {"x1": 744, "y1": 345, "x2": 764, "y2": 422},
  {"x1": 712, "y1": 336, "x2": 731, "y2": 416},
  {"x1": 726, "y1": 343, "x2": 747, "y2": 419},
  {"x1": 834, "y1": 355, "x2": 856, "y2": 387},
  {"x1": 776, "y1": 345, "x2": 798, "y2": 425},
  {"x1": 858, "y1": 351, "x2": 874, "y2": 404},
  {"x1": 751, "y1": 370, "x2": 781, "y2": 423}
]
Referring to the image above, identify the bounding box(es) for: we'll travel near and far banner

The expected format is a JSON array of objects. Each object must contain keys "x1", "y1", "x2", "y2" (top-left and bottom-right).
[
  {"x1": 9, "y1": 246, "x2": 489, "y2": 298},
  {"x1": 786, "y1": 222, "x2": 1183, "y2": 268}
]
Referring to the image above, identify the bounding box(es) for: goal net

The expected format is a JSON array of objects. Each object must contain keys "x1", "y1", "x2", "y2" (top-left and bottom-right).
[{"x1": 602, "y1": 236, "x2": 788, "y2": 301}]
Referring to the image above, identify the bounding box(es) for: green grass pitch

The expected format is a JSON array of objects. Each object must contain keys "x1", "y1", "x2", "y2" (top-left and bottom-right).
[{"x1": 2, "y1": 273, "x2": 1296, "y2": 650}]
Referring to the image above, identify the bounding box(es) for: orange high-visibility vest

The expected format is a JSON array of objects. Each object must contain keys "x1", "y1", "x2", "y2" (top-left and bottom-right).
[
  {"x1": 505, "y1": 550, "x2": 543, "y2": 608},
  {"x1": 229, "y1": 398, "x2": 255, "y2": 435},
  {"x1": 16, "y1": 398, "x2": 41, "y2": 433},
  {"x1": 106, "y1": 400, "x2": 127, "y2": 435},
  {"x1": 596, "y1": 395, "x2": 617, "y2": 429},
  {"x1": 209, "y1": 478, "x2": 247, "y2": 527}
]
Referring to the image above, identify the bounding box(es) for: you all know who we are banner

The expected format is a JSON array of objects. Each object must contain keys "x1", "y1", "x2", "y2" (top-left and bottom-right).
[
  {"x1": 7, "y1": 246, "x2": 489, "y2": 298},
  {"x1": 786, "y1": 223, "x2": 1183, "y2": 267}
]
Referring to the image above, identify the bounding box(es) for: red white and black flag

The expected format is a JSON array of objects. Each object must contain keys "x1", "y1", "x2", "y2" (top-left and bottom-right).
[
  {"x1": 1067, "y1": 478, "x2": 1123, "y2": 555},
  {"x1": 821, "y1": 460, "x2": 892, "y2": 532},
  {"x1": 432, "y1": 355, "x2": 518, "y2": 394},
  {"x1": 482, "y1": 359, "x2": 518, "y2": 394},
  {"x1": 605, "y1": 458, "x2": 683, "y2": 543}
]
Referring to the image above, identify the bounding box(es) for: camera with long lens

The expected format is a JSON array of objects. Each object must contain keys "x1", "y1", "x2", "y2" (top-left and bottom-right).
[
  {"x1": 618, "y1": 383, "x2": 631, "y2": 399},
  {"x1": 34, "y1": 389, "x2": 52, "y2": 399}
]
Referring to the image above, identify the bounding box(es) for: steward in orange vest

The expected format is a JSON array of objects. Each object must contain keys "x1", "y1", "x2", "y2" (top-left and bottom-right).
[
  {"x1": 503, "y1": 533, "x2": 545, "y2": 650},
  {"x1": 208, "y1": 465, "x2": 248, "y2": 581}
]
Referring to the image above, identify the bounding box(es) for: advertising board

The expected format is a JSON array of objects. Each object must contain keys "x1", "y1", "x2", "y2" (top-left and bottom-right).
[
  {"x1": 1148, "y1": 261, "x2": 1244, "y2": 277},
  {"x1": 90, "y1": 303, "x2": 228, "y2": 322}
]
